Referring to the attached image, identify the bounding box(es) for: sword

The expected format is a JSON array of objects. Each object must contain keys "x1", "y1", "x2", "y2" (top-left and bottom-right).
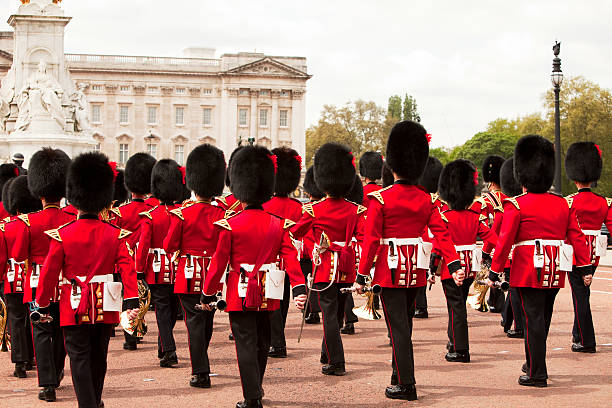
[{"x1": 298, "y1": 233, "x2": 329, "y2": 343}]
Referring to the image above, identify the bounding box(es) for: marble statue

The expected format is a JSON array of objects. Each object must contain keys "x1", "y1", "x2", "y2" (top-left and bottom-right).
[{"x1": 20, "y1": 61, "x2": 65, "y2": 130}]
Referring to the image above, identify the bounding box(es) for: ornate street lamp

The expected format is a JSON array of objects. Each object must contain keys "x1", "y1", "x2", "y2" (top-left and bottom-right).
[
  {"x1": 551, "y1": 41, "x2": 563, "y2": 193},
  {"x1": 145, "y1": 130, "x2": 156, "y2": 158}
]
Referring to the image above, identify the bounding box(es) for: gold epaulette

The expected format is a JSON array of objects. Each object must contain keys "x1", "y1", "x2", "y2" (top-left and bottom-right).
[
  {"x1": 214, "y1": 219, "x2": 232, "y2": 231},
  {"x1": 125, "y1": 241, "x2": 134, "y2": 257},
  {"x1": 216, "y1": 196, "x2": 228, "y2": 206},
  {"x1": 283, "y1": 219, "x2": 296, "y2": 229},
  {"x1": 118, "y1": 229, "x2": 132, "y2": 240},
  {"x1": 357, "y1": 205, "x2": 367, "y2": 215},
  {"x1": 3, "y1": 216, "x2": 10, "y2": 223},
  {"x1": 45, "y1": 228, "x2": 62, "y2": 242},
  {"x1": 302, "y1": 203, "x2": 315, "y2": 217},
  {"x1": 479, "y1": 214, "x2": 487, "y2": 222},
  {"x1": 369, "y1": 190, "x2": 384, "y2": 205},
  {"x1": 505, "y1": 197, "x2": 520, "y2": 210},
  {"x1": 439, "y1": 209, "x2": 449, "y2": 222},
  {"x1": 17, "y1": 214, "x2": 30, "y2": 227},
  {"x1": 228, "y1": 200, "x2": 242, "y2": 212},
  {"x1": 431, "y1": 193, "x2": 438, "y2": 204},
  {"x1": 607, "y1": 197, "x2": 612, "y2": 208},
  {"x1": 139, "y1": 209, "x2": 154, "y2": 220},
  {"x1": 169, "y1": 207, "x2": 184, "y2": 220},
  {"x1": 0, "y1": 224, "x2": 4, "y2": 232},
  {"x1": 110, "y1": 207, "x2": 122, "y2": 218}
]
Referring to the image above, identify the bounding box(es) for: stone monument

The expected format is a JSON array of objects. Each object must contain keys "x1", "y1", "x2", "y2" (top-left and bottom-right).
[{"x1": 0, "y1": 0, "x2": 96, "y2": 165}]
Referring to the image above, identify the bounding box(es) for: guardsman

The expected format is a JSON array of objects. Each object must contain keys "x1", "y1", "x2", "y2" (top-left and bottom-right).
[
  {"x1": 488, "y1": 135, "x2": 592, "y2": 387},
  {"x1": 415, "y1": 156, "x2": 443, "y2": 319},
  {"x1": 136, "y1": 159, "x2": 184, "y2": 367},
  {"x1": 354, "y1": 121, "x2": 463, "y2": 401},
  {"x1": 12, "y1": 148, "x2": 74, "y2": 402},
  {"x1": 163, "y1": 144, "x2": 226, "y2": 388},
  {"x1": 109, "y1": 152, "x2": 156, "y2": 351},
  {"x1": 263, "y1": 147, "x2": 303, "y2": 359},
  {"x1": 200, "y1": 145, "x2": 307, "y2": 408},
  {"x1": 481, "y1": 155, "x2": 506, "y2": 313},
  {"x1": 292, "y1": 143, "x2": 365, "y2": 376},
  {"x1": 359, "y1": 151, "x2": 383, "y2": 209},
  {"x1": 0, "y1": 164, "x2": 19, "y2": 219},
  {"x1": 433, "y1": 159, "x2": 497, "y2": 363},
  {"x1": 301, "y1": 166, "x2": 323, "y2": 324},
  {"x1": 564, "y1": 142, "x2": 611, "y2": 353},
  {"x1": 216, "y1": 146, "x2": 246, "y2": 215},
  {"x1": 34, "y1": 152, "x2": 139, "y2": 408},
  {"x1": 12, "y1": 153, "x2": 27, "y2": 175},
  {"x1": 2, "y1": 176, "x2": 41, "y2": 378}
]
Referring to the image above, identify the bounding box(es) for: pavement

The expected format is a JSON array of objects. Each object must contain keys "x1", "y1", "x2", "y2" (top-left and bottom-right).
[{"x1": 1, "y1": 268, "x2": 612, "y2": 408}]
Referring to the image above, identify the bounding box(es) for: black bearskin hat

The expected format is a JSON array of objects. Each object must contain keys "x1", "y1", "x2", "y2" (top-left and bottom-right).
[
  {"x1": 313, "y1": 143, "x2": 356, "y2": 197},
  {"x1": 385, "y1": 121, "x2": 429, "y2": 183},
  {"x1": 272, "y1": 147, "x2": 302, "y2": 197},
  {"x1": 124, "y1": 152, "x2": 156, "y2": 195},
  {"x1": 151, "y1": 159, "x2": 184, "y2": 205},
  {"x1": 359, "y1": 151, "x2": 383, "y2": 181},
  {"x1": 482, "y1": 155, "x2": 505, "y2": 185},
  {"x1": 419, "y1": 156, "x2": 443, "y2": 194},
  {"x1": 500, "y1": 157, "x2": 522, "y2": 197},
  {"x1": 9, "y1": 176, "x2": 43, "y2": 214},
  {"x1": 229, "y1": 145, "x2": 276, "y2": 205},
  {"x1": 113, "y1": 170, "x2": 129, "y2": 205},
  {"x1": 225, "y1": 146, "x2": 245, "y2": 187},
  {"x1": 186, "y1": 144, "x2": 226, "y2": 198},
  {"x1": 66, "y1": 152, "x2": 115, "y2": 214},
  {"x1": 565, "y1": 142, "x2": 602, "y2": 183},
  {"x1": 438, "y1": 159, "x2": 478, "y2": 210},
  {"x1": 2, "y1": 178, "x2": 15, "y2": 215},
  {"x1": 27, "y1": 148, "x2": 71, "y2": 201},
  {"x1": 303, "y1": 166, "x2": 323, "y2": 200},
  {"x1": 345, "y1": 174, "x2": 364, "y2": 204},
  {"x1": 381, "y1": 161, "x2": 395, "y2": 188},
  {"x1": 514, "y1": 135, "x2": 555, "y2": 194},
  {"x1": 0, "y1": 163, "x2": 18, "y2": 194}
]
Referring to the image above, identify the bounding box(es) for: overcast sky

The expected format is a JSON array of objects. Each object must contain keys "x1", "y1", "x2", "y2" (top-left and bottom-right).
[{"x1": 8, "y1": 0, "x2": 611, "y2": 148}]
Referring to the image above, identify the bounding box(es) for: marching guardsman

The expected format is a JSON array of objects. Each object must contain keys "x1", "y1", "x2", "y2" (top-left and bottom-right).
[
  {"x1": 433, "y1": 159, "x2": 497, "y2": 363},
  {"x1": 488, "y1": 135, "x2": 592, "y2": 387},
  {"x1": 292, "y1": 143, "x2": 365, "y2": 376},
  {"x1": 163, "y1": 144, "x2": 226, "y2": 388},
  {"x1": 11, "y1": 148, "x2": 74, "y2": 402},
  {"x1": 33, "y1": 152, "x2": 139, "y2": 408},
  {"x1": 415, "y1": 156, "x2": 443, "y2": 319},
  {"x1": 301, "y1": 166, "x2": 323, "y2": 325},
  {"x1": 200, "y1": 145, "x2": 307, "y2": 408},
  {"x1": 108, "y1": 152, "x2": 157, "y2": 351},
  {"x1": 481, "y1": 155, "x2": 506, "y2": 313},
  {"x1": 216, "y1": 146, "x2": 246, "y2": 215},
  {"x1": 136, "y1": 159, "x2": 184, "y2": 368},
  {"x1": 0, "y1": 164, "x2": 19, "y2": 220},
  {"x1": 359, "y1": 151, "x2": 383, "y2": 209},
  {"x1": 263, "y1": 147, "x2": 303, "y2": 359},
  {"x1": 2, "y1": 176, "x2": 41, "y2": 378},
  {"x1": 564, "y1": 142, "x2": 611, "y2": 353},
  {"x1": 354, "y1": 121, "x2": 463, "y2": 401}
]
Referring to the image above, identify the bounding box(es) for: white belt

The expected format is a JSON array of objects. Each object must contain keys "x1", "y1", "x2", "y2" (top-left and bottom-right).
[
  {"x1": 62, "y1": 274, "x2": 114, "y2": 285},
  {"x1": 380, "y1": 238, "x2": 421, "y2": 246},
  {"x1": 239, "y1": 263, "x2": 276, "y2": 272},
  {"x1": 514, "y1": 239, "x2": 564, "y2": 247},
  {"x1": 582, "y1": 230, "x2": 602, "y2": 236},
  {"x1": 149, "y1": 248, "x2": 166, "y2": 255},
  {"x1": 181, "y1": 254, "x2": 210, "y2": 259},
  {"x1": 455, "y1": 244, "x2": 477, "y2": 252},
  {"x1": 332, "y1": 241, "x2": 346, "y2": 247}
]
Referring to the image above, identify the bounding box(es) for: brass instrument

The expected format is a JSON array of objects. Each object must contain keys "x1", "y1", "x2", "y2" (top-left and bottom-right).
[
  {"x1": 0, "y1": 296, "x2": 8, "y2": 351},
  {"x1": 343, "y1": 283, "x2": 382, "y2": 320},
  {"x1": 468, "y1": 264, "x2": 490, "y2": 312},
  {"x1": 120, "y1": 279, "x2": 151, "y2": 338}
]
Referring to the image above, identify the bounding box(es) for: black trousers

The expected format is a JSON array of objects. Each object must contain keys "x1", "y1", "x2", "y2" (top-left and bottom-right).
[
  {"x1": 442, "y1": 278, "x2": 473, "y2": 352},
  {"x1": 316, "y1": 283, "x2": 350, "y2": 365},
  {"x1": 488, "y1": 286, "x2": 505, "y2": 311},
  {"x1": 344, "y1": 294, "x2": 358, "y2": 324},
  {"x1": 33, "y1": 301, "x2": 66, "y2": 387},
  {"x1": 300, "y1": 259, "x2": 320, "y2": 314},
  {"x1": 380, "y1": 287, "x2": 419, "y2": 385},
  {"x1": 5, "y1": 293, "x2": 34, "y2": 364},
  {"x1": 149, "y1": 284, "x2": 178, "y2": 354},
  {"x1": 501, "y1": 268, "x2": 524, "y2": 332},
  {"x1": 517, "y1": 287, "x2": 559, "y2": 380},
  {"x1": 569, "y1": 268, "x2": 596, "y2": 347},
  {"x1": 415, "y1": 286, "x2": 428, "y2": 311},
  {"x1": 229, "y1": 311, "x2": 271, "y2": 400},
  {"x1": 179, "y1": 294, "x2": 215, "y2": 375},
  {"x1": 63, "y1": 324, "x2": 113, "y2": 408},
  {"x1": 270, "y1": 278, "x2": 291, "y2": 348}
]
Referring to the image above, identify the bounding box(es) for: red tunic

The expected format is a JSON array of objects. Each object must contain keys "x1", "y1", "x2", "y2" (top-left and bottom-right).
[
  {"x1": 62, "y1": 204, "x2": 78, "y2": 217},
  {"x1": 163, "y1": 201, "x2": 225, "y2": 294},
  {"x1": 35, "y1": 216, "x2": 138, "y2": 326},
  {"x1": 136, "y1": 204, "x2": 178, "y2": 284},
  {"x1": 362, "y1": 182, "x2": 382, "y2": 209},
  {"x1": 482, "y1": 190, "x2": 507, "y2": 226},
  {"x1": 263, "y1": 196, "x2": 303, "y2": 222},
  {"x1": 2, "y1": 217, "x2": 27, "y2": 294},
  {"x1": 216, "y1": 193, "x2": 244, "y2": 215},
  {"x1": 109, "y1": 199, "x2": 154, "y2": 249},
  {"x1": 202, "y1": 207, "x2": 306, "y2": 311},
  {"x1": 490, "y1": 193, "x2": 591, "y2": 288},
  {"x1": 11, "y1": 205, "x2": 76, "y2": 302},
  {"x1": 145, "y1": 197, "x2": 160, "y2": 207},
  {"x1": 0, "y1": 205, "x2": 9, "y2": 220},
  {"x1": 357, "y1": 183, "x2": 461, "y2": 288},
  {"x1": 292, "y1": 197, "x2": 366, "y2": 284}
]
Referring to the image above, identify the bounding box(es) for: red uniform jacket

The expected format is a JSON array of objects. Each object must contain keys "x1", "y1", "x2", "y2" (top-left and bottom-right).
[
  {"x1": 434, "y1": 209, "x2": 497, "y2": 280},
  {"x1": 566, "y1": 189, "x2": 612, "y2": 267},
  {"x1": 202, "y1": 206, "x2": 306, "y2": 311},
  {"x1": 292, "y1": 197, "x2": 366, "y2": 284},
  {"x1": 490, "y1": 193, "x2": 591, "y2": 289},
  {"x1": 362, "y1": 183, "x2": 382, "y2": 209},
  {"x1": 217, "y1": 193, "x2": 244, "y2": 215},
  {"x1": 109, "y1": 199, "x2": 153, "y2": 249},
  {"x1": 145, "y1": 197, "x2": 160, "y2": 207},
  {"x1": 136, "y1": 204, "x2": 177, "y2": 284},
  {"x1": 35, "y1": 215, "x2": 138, "y2": 326},
  {"x1": 263, "y1": 196, "x2": 303, "y2": 222},
  {"x1": 163, "y1": 201, "x2": 225, "y2": 294},
  {"x1": 62, "y1": 204, "x2": 78, "y2": 217},
  {"x1": 0, "y1": 205, "x2": 9, "y2": 220},
  {"x1": 1, "y1": 217, "x2": 28, "y2": 294},
  {"x1": 12, "y1": 205, "x2": 76, "y2": 303},
  {"x1": 357, "y1": 182, "x2": 461, "y2": 288}
]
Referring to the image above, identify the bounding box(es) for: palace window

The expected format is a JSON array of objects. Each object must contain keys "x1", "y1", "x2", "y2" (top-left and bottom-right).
[
  {"x1": 239, "y1": 108, "x2": 248, "y2": 126},
  {"x1": 175, "y1": 145, "x2": 185, "y2": 165},
  {"x1": 91, "y1": 104, "x2": 101, "y2": 123},
  {"x1": 147, "y1": 106, "x2": 157, "y2": 124},
  {"x1": 239, "y1": 89, "x2": 249, "y2": 95},
  {"x1": 203, "y1": 88, "x2": 212, "y2": 95},
  {"x1": 120, "y1": 85, "x2": 130, "y2": 92},
  {"x1": 119, "y1": 106, "x2": 129, "y2": 124},
  {"x1": 91, "y1": 85, "x2": 103, "y2": 91},
  {"x1": 146, "y1": 143, "x2": 158, "y2": 159},
  {"x1": 202, "y1": 108, "x2": 212, "y2": 126},
  {"x1": 259, "y1": 109, "x2": 268, "y2": 127},
  {"x1": 93, "y1": 143, "x2": 101, "y2": 152},
  {"x1": 280, "y1": 90, "x2": 289, "y2": 97},
  {"x1": 119, "y1": 144, "x2": 129, "y2": 165},
  {"x1": 279, "y1": 109, "x2": 288, "y2": 127},
  {"x1": 259, "y1": 90, "x2": 269, "y2": 96},
  {"x1": 176, "y1": 88, "x2": 186, "y2": 94},
  {"x1": 148, "y1": 87, "x2": 159, "y2": 94},
  {"x1": 175, "y1": 107, "x2": 185, "y2": 125}
]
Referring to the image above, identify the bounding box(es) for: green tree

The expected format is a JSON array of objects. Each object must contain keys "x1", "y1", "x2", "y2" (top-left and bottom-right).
[
  {"x1": 388, "y1": 95, "x2": 402, "y2": 120},
  {"x1": 429, "y1": 147, "x2": 452, "y2": 165},
  {"x1": 449, "y1": 132, "x2": 520, "y2": 169},
  {"x1": 402, "y1": 94, "x2": 419, "y2": 121}
]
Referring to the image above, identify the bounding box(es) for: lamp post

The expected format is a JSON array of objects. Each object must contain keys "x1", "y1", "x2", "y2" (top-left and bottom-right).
[
  {"x1": 145, "y1": 130, "x2": 156, "y2": 158},
  {"x1": 551, "y1": 41, "x2": 563, "y2": 194}
]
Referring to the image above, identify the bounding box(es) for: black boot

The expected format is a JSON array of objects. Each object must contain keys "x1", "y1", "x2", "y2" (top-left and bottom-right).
[
  {"x1": 123, "y1": 341, "x2": 137, "y2": 351},
  {"x1": 305, "y1": 312, "x2": 320, "y2": 324},
  {"x1": 571, "y1": 343, "x2": 596, "y2": 353},
  {"x1": 522, "y1": 363, "x2": 528, "y2": 373},
  {"x1": 236, "y1": 399, "x2": 263, "y2": 408},
  {"x1": 25, "y1": 360, "x2": 35, "y2": 371},
  {"x1": 320, "y1": 352, "x2": 328, "y2": 364},
  {"x1": 340, "y1": 322, "x2": 355, "y2": 335},
  {"x1": 518, "y1": 375, "x2": 547, "y2": 388},
  {"x1": 190, "y1": 374, "x2": 211, "y2": 388},
  {"x1": 159, "y1": 351, "x2": 178, "y2": 367},
  {"x1": 414, "y1": 309, "x2": 428, "y2": 319},
  {"x1": 507, "y1": 329, "x2": 524, "y2": 338},
  {"x1": 446, "y1": 341, "x2": 455, "y2": 353},
  {"x1": 390, "y1": 373, "x2": 398, "y2": 385},
  {"x1": 268, "y1": 346, "x2": 287, "y2": 358},
  {"x1": 385, "y1": 384, "x2": 417, "y2": 401},
  {"x1": 445, "y1": 351, "x2": 470, "y2": 363},
  {"x1": 13, "y1": 362, "x2": 27, "y2": 378},
  {"x1": 38, "y1": 387, "x2": 56, "y2": 402},
  {"x1": 322, "y1": 363, "x2": 346, "y2": 376},
  {"x1": 229, "y1": 333, "x2": 234, "y2": 341}
]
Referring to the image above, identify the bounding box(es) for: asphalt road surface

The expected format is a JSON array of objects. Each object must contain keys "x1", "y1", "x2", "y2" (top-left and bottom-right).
[{"x1": 2, "y1": 268, "x2": 612, "y2": 408}]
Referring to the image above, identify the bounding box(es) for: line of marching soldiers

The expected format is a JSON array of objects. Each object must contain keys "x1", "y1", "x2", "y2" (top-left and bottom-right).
[{"x1": 0, "y1": 121, "x2": 609, "y2": 407}]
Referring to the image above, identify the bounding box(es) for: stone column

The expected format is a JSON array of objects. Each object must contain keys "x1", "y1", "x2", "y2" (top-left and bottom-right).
[
  {"x1": 271, "y1": 90, "x2": 280, "y2": 148},
  {"x1": 291, "y1": 89, "x2": 306, "y2": 158},
  {"x1": 250, "y1": 89, "x2": 258, "y2": 141}
]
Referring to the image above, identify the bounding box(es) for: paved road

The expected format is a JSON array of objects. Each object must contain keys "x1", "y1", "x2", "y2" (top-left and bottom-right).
[{"x1": 2, "y1": 268, "x2": 612, "y2": 408}]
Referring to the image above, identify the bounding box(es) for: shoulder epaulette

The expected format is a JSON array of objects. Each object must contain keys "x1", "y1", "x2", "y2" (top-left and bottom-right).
[
  {"x1": 228, "y1": 200, "x2": 242, "y2": 212},
  {"x1": 283, "y1": 219, "x2": 296, "y2": 229},
  {"x1": 17, "y1": 214, "x2": 30, "y2": 227},
  {"x1": 565, "y1": 196, "x2": 574, "y2": 208},
  {"x1": 118, "y1": 229, "x2": 132, "y2": 239},
  {"x1": 607, "y1": 197, "x2": 612, "y2": 208},
  {"x1": 357, "y1": 205, "x2": 367, "y2": 215},
  {"x1": 110, "y1": 207, "x2": 122, "y2": 218},
  {"x1": 3, "y1": 216, "x2": 10, "y2": 223},
  {"x1": 169, "y1": 207, "x2": 184, "y2": 220},
  {"x1": 369, "y1": 190, "x2": 384, "y2": 205},
  {"x1": 431, "y1": 193, "x2": 438, "y2": 204},
  {"x1": 0, "y1": 224, "x2": 4, "y2": 232},
  {"x1": 214, "y1": 219, "x2": 232, "y2": 231},
  {"x1": 216, "y1": 196, "x2": 228, "y2": 206},
  {"x1": 505, "y1": 197, "x2": 520, "y2": 210},
  {"x1": 302, "y1": 203, "x2": 315, "y2": 217},
  {"x1": 44, "y1": 228, "x2": 62, "y2": 242},
  {"x1": 439, "y1": 210, "x2": 449, "y2": 222},
  {"x1": 479, "y1": 214, "x2": 487, "y2": 222},
  {"x1": 139, "y1": 208, "x2": 154, "y2": 220}
]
